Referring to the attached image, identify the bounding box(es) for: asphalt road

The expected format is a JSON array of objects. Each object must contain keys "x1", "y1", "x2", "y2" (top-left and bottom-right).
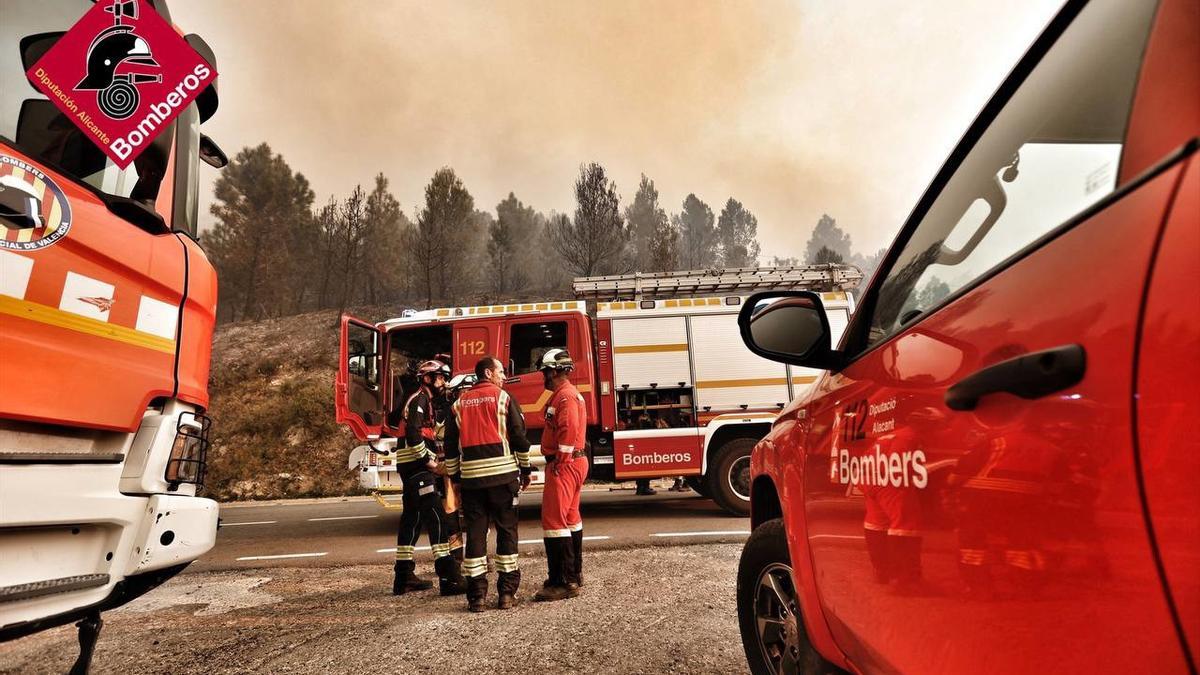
[{"x1": 198, "y1": 483, "x2": 750, "y2": 572}]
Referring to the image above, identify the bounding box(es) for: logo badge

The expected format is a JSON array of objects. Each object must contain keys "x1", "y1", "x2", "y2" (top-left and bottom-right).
[
  {"x1": 0, "y1": 155, "x2": 73, "y2": 252},
  {"x1": 26, "y1": 0, "x2": 217, "y2": 169}
]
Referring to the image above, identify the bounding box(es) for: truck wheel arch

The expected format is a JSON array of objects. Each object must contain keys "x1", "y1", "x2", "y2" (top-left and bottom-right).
[
  {"x1": 701, "y1": 421, "x2": 772, "y2": 476},
  {"x1": 751, "y1": 476, "x2": 783, "y2": 530}
]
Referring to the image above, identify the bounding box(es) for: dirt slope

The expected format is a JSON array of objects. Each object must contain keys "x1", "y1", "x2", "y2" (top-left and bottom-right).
[{"x1": 204, "y1": 307, "x2": 401, "y2": 502}]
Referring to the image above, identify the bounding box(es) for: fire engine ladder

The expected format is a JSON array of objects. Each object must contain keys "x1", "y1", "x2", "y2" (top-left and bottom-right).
[{"x1": 571, "y1": 264, "x2": 863, "y2": 301}]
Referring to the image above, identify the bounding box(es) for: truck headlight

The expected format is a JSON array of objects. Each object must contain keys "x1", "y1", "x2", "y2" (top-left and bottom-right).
[{"x1": 165, "y1": 412, "x2": 211, "y2": 490}]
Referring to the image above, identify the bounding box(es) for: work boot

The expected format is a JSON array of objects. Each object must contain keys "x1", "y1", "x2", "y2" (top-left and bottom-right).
[
  {"x1": 393, "y1": 570, "x2": 434, "y2": 595},
  {"x1": 436, "y1": 555, "x2": 468, "y2": 596},
  {"x1": 497, "y1": 593, "x2": 518, "y2": 610},
  {"x1": 534, "y1": 582, "x2": 580, "y2": 602},
  {"x1": 635, "y1": 479, "x2": 657, "y2": 496},
  {"x1": 570, "y1": 529, "x2": 584, "y2": 587},
  {"x1": 468, "y1": 596, "x2": 487, "y2": 613},
  {"x1": 863, "y1": 528, "x2": 892, "y2": 584}
]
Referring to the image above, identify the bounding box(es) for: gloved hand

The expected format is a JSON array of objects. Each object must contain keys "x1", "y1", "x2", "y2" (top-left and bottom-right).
[{"x1": 520, "y1": 473, "x2": 532, "y2": 492}]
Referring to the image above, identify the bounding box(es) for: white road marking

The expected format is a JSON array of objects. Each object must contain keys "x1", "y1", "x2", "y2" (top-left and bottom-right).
[
  {"x1": 809, "y1": 534, "x2": 865, "y2": 541},
  {"x1": 236, "y1": 552, "x2": 328, "y2": 561},
  {"x1": 308, "y1": 515, "x2": 378, "y2": 522},
  {"x1": 376, "y1": 546, "x2": 431, "y2": 554},
  {"x1": 519, "y1": 536, "x2": 611, "y2": 545},
  {"x1": 650, "y1": 530, "x2": 750, "y2": 538},
  {"x1": 221, "y1": 520, "x2": 277, "y2": 527}
]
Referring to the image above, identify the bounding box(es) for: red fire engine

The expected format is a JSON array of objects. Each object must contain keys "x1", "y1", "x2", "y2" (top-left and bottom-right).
[
  {"x1": 336, "y1": 264, "x2": 861, "y2": 516},
  {"x1": 0, "y1": 1, "x2": 224, "y2": 669}
]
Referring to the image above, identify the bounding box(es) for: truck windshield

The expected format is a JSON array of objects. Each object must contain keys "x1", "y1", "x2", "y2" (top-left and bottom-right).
[{"x1": 0, "y1": 0, "x2": 189, "y2": 226}]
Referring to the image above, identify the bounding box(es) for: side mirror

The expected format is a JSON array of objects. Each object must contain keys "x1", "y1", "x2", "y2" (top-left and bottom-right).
[
  {"x1": 738, "y1": 291, "x2": 844, "y2": 371},
  {"x1": 184, "y1": 34, "x2": 219, "y2": 123},
  {"x1": 199, "y1": 135, "x2": 228, "y2": 168}
]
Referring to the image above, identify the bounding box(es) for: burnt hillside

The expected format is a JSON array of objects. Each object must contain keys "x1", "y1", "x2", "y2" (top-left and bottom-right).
[{"x1": 204, "y1": 307, "x2": 403, "y2": 502}]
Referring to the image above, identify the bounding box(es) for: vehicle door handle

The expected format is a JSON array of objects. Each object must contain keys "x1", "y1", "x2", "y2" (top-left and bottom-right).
[{"x1": 945, "y1": 344, "x2": 1086, "y2": 411}]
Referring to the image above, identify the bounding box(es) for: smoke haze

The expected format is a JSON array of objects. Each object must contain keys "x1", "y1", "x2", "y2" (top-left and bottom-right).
[{"x1": 171, "y1": 0, "x2": 1060, "y2": 260}]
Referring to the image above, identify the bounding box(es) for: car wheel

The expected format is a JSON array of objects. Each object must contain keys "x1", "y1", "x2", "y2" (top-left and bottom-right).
[
  {"x1": 737, "y1": 519, "x2": 833, "y2": 675},
  {"x1": 706, "y1": 437, "x2": 756, "y2": 516}
]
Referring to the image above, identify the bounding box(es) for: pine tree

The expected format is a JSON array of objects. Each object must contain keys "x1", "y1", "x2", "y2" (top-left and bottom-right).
[{"x1": 716, "y1": 198, "x2": 761, "y2": 268}]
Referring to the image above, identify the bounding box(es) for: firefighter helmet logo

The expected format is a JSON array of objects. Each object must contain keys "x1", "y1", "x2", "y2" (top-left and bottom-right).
[
  {"x1": 25, "y1": 0, "x2": 217, "y2": 169},
  {"x1": 75, "y1": 1, "x2": 162, "y2": 120},
  {"x1": 0, "y1": 155, "x2": 73, "y2": 252}
]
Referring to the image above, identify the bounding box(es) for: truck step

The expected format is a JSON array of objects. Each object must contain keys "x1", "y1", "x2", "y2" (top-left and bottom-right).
[{"x1": 0, "y1": 574, "x2": 110, "y2": 603}]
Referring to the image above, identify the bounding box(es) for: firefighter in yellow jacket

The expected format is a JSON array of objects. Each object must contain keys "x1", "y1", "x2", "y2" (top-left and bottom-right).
[
  {"x1": 391, "y1": 360, "x2": 467, "y2": 596},
  {"x1": 443, "y1": 356, "x2": 532, "y2": 612}
]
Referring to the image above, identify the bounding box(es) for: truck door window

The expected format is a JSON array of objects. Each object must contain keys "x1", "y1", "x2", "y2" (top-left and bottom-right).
[
  {"x1": 510, "y1": 321, "x2": 567, "y2": 375},
  {"x1": 864, "y1": 0, "x2": 1157, "y2": 349},
  {"x1": 346, "y1": 323, "x2": 381, "y2": 423}
]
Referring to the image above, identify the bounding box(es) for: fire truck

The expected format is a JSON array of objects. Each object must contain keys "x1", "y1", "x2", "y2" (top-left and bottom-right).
[
  {"x1": 0, "y1": 1, "x2": 223, "y2": 670},
  {"x1": 337, "y1": 264, "x2": 861, "y2": 516}
]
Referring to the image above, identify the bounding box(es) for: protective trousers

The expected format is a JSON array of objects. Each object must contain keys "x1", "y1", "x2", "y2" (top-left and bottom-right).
[
  {"x1": 542, "y1": 456, "x2": 588, "y2": 586},
  {"x1": 461, "y1": 479, "x2": 521, "y2": 602},
  {"x1": 395, "y1": 471, "x2": 456, "y2": 583}
]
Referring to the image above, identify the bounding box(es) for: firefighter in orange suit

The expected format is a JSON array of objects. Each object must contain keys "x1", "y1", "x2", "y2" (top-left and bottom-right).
[
  {"x1": 392, "y1": 360, "x2": 467, "y2": 596},
  {"x1": 534, "y1": 348, "x2": 589, "y2": 602},
  {"x1": 443, "y1": 356, "x2": 532, "y2": 612}
]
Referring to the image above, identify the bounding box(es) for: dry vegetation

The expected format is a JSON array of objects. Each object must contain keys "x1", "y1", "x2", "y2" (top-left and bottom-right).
[{"x1": 204, "y1": 306, "x2": 402, "y2": 502}]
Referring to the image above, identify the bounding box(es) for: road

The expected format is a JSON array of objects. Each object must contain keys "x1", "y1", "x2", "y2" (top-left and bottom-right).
[{"x1": 199, "y1": 483, "x2": 750, "y2": 572}]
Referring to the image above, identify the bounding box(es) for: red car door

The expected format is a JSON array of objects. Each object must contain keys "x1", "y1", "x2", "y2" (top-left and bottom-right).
[{"x1": 798, "y1": 0, "x2": 1192, "y2": 672}]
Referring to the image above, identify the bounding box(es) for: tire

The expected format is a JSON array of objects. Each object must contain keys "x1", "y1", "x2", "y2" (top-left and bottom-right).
[
  {"x1": 705, "y1": 436, "x2": 756, "y2": 516},
  {"x1": 684, "y1": 476, "x2": 710, "y2": 497},
  {"x1": 737, "y1": 519, "x2": 835, "y2": 675}
]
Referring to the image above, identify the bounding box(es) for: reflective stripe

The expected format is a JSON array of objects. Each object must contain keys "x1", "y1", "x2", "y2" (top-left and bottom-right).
[
  {"x1": 498, "y1": 390, "x2": 511, "y2": 457},
  {"x1": 494, "y1": 553, "x2": 519, "y2": 573},
  {"x1": 544, "y1": 529, "x2": 571, "y2": 538},
  {"x1": 395, "y1": 545, "x2": 415, "y2": 561},
  {"x1": 431, "y1": 543, "x2": 451, "y2": 558},
  {"x1": 962, "y1": 477, "x2": 1043, "y2": 494},
  {"x1": 558, "y1": 446, "x2": 576, "y2": 454},
  {"x1": 444, "y1": 457, "x2": 460, "y2": 475},
  {"x1": 960, "y1": 549, "x2": 987, "y2": 565},
  {"x1": 568, "y1": 522, "x2": 583, "y2": 532},
  {"x1": 463, "y1": 556, "x2": 488, "y2": 578},
  {"x1": 394, "y1": 443, "x2": 433, "y2": 464},
  {"x1": 460, "y1": 455, "x2": 519, "y2": 479}
]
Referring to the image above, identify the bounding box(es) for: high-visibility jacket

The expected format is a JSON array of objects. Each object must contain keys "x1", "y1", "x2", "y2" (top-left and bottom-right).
[
  {"x1": 394, "y1": 387, "x2": 437, "y2": 468},
  {"x1": 444, "y1": 381, "x2": 531, "y2": 489},
  {"x1": 541, "y1": 381, "x2": 586, "y2": 458}
]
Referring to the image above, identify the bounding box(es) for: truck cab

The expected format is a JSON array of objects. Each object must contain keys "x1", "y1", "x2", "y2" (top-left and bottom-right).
[
  {"x1": 735, "y1": 0, "x2": 1198, "y2": 672},
  {"x1": 0, "y1": 0, "x2": 224, "y2": 663}
]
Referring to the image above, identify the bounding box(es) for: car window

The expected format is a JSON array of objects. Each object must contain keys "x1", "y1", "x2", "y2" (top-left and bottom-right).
[
  {"x1": 510, "y1": 321, "x2": 567, "y2": 375},
  {"x1": 865, "y1": 0, "x2": 1158, "y2": 348}
]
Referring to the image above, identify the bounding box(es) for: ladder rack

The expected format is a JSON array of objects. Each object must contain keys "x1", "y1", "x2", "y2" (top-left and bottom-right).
[{"x1": 572, "y1": 264, "x2": 862, "y2": 301}]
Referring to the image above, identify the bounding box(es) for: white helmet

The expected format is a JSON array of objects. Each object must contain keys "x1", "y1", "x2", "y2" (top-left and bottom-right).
[
  {"x1": 447, "y1": 373, "x2": 477, "y2": 391},
  {"x1": 538, "y1": 348, "x2": 574, "y2": 372}
]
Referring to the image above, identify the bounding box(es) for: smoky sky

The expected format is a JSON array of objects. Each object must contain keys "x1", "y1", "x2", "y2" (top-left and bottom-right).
[{"x1": 171, "y1": 0, "x2": 1059, "y2": 259}]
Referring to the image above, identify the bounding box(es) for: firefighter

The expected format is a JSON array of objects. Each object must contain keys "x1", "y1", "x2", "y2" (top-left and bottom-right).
[
  {"x1": 443, "y1": 356, "x2": 532, "y2": 612},
  {"x1": 534, "y1": 348, "x2": 589, "y2": 602},
  {"x1": 392, "y1": 359, "x2": 467, "y2": 596}
]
